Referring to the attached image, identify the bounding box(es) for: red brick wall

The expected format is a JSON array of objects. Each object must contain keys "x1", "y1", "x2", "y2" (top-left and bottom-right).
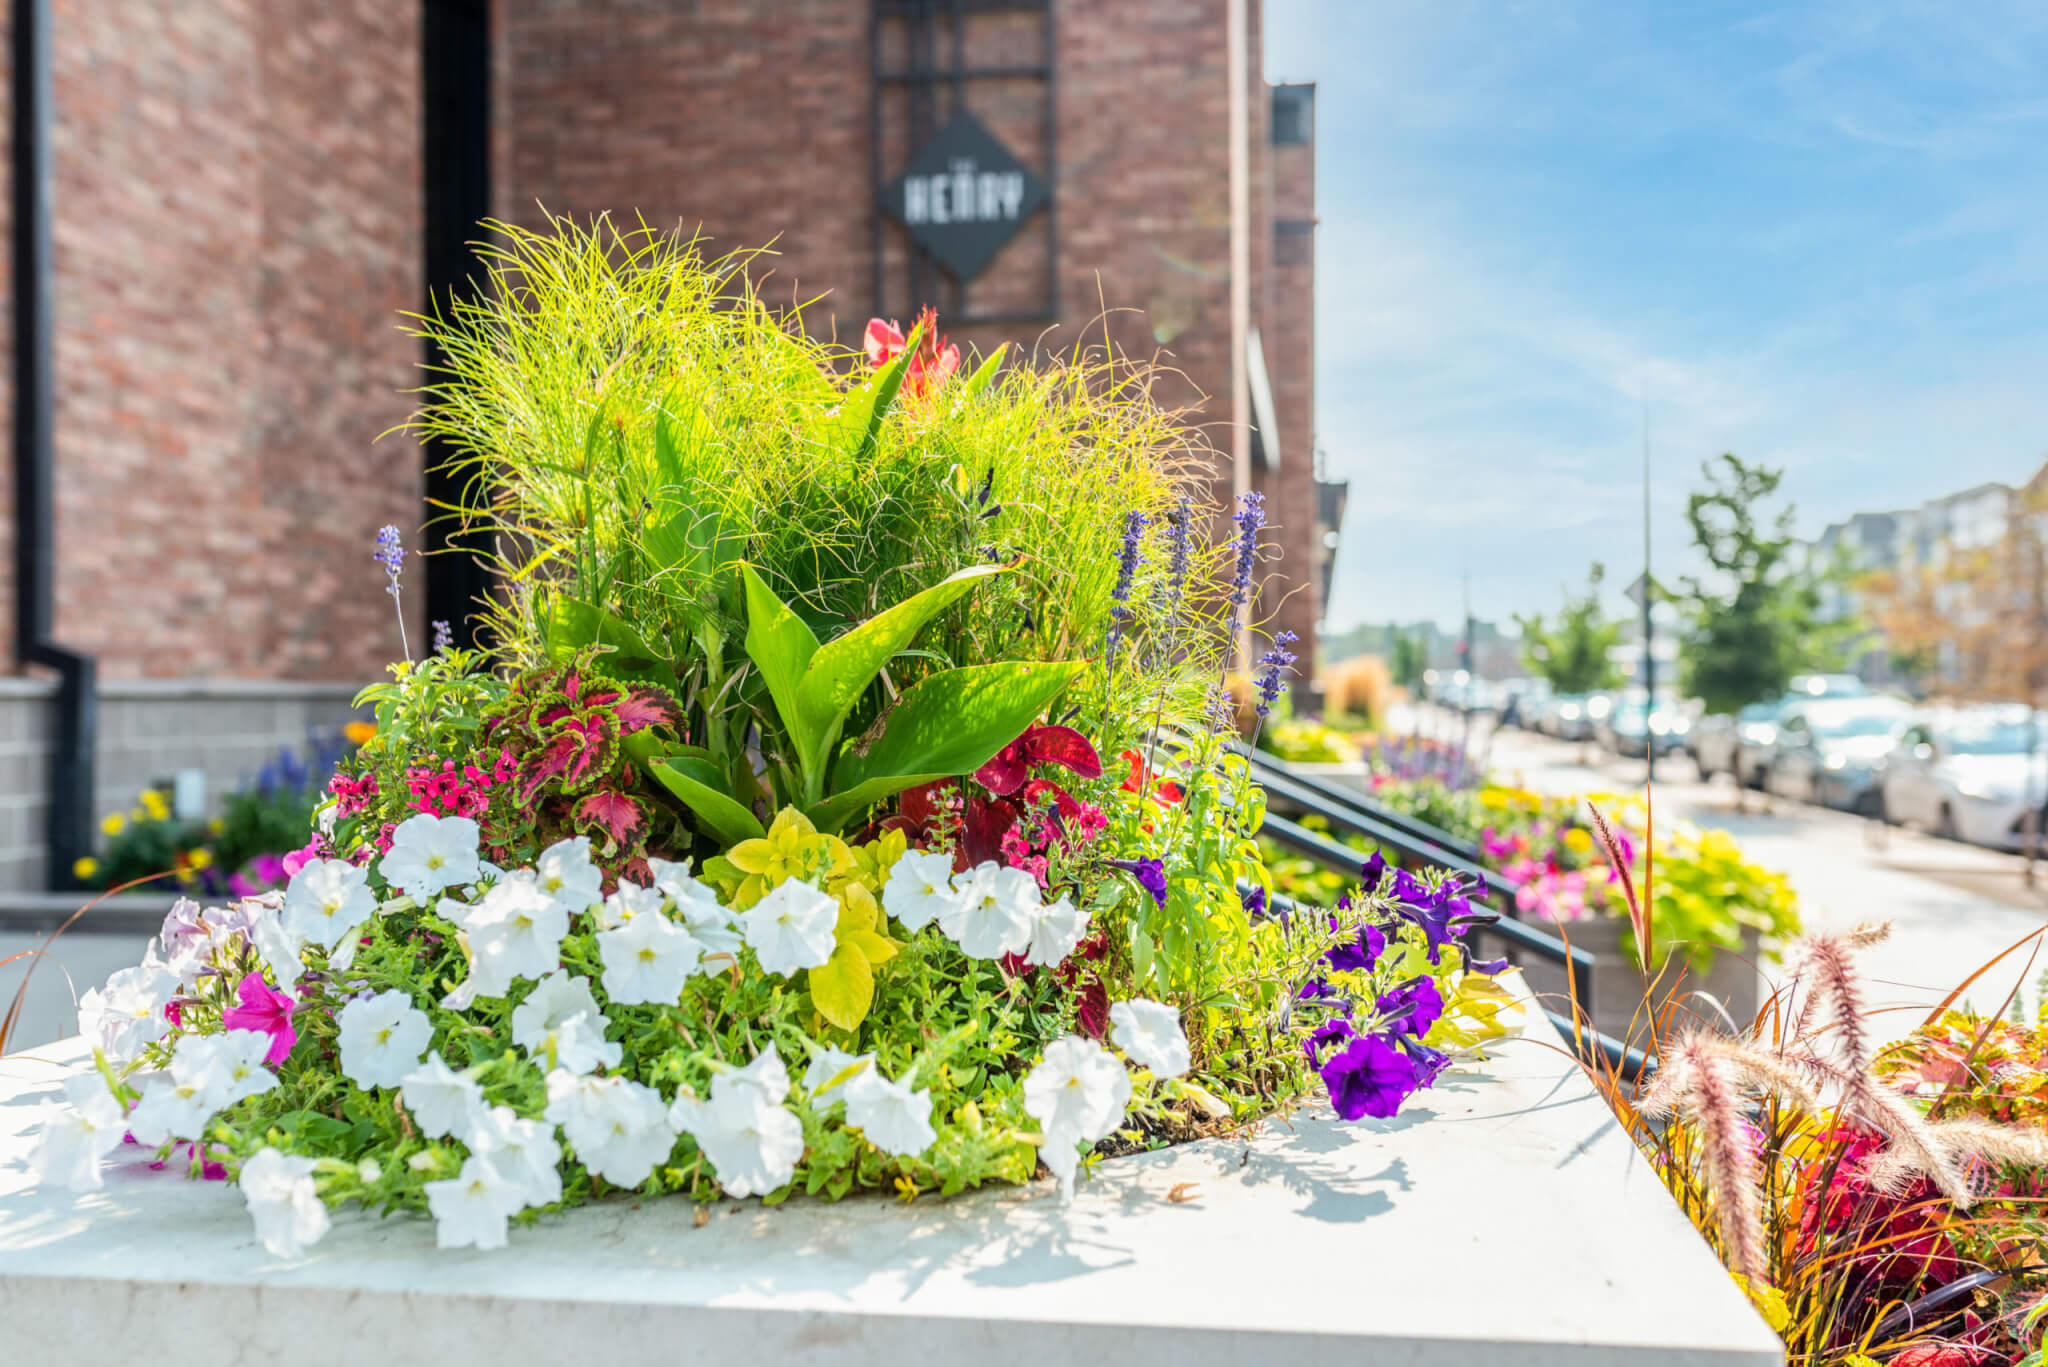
[
  {"x1": 0, "y1": 0, "x2": 422, "y2": 681},
  {"x1": 498, "y1": 0, "x2": 1239, "y2": 458}
]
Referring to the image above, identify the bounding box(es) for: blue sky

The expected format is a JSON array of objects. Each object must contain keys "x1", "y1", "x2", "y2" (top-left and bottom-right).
[{"x1": 1263, "y1": 1, "x2": 2048, "y2": 633}]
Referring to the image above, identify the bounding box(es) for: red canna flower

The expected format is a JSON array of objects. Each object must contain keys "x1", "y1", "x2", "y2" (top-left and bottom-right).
[{"x1": 862, "y1": 306, "x2": 961, "y2": 398}]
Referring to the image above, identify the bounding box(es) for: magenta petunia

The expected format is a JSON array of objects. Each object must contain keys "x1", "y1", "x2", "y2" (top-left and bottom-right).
[{"x1": 222, "y1": 970, "x2": 298, "y2": 1066}]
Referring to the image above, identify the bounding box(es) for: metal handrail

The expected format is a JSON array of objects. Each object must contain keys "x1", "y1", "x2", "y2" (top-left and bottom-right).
[
  {"x1": 1244, "y1": 750, "x2": 1487, "y2": 863},
  {"x1": 1258, "y1": 812, "x2": 1597, "y2": 1010}
]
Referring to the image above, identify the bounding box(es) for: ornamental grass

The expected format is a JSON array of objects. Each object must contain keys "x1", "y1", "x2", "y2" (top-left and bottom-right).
[{"x1": 16, "y1": 216, "x2": 1517, "y2": 1257}]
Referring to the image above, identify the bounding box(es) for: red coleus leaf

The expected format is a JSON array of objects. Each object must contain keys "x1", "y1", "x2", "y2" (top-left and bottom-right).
[
  {"x1": 612, "y1": 688, "x2": 672, "y2": 736},
  {"x1": 960, "y1": 795, "x2": 1019, "y2": 869},
  {"x1": 977, "y1": 724, "x2": 1103, "y2": 796},
  {"x1": 575, "y1": 789, "x2": 644, "y2": 853},
  {"x1": 1021, "y1": 778, "x2": 1084, "y2": 822},
  {"x1": 517, "y1": 713, "x2": 614, "y2": 805}
]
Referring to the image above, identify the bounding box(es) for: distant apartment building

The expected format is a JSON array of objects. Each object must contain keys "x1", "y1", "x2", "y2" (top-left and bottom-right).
[{"x1": 1805, "y1": 476, "x2": 2031, "y2": 688}]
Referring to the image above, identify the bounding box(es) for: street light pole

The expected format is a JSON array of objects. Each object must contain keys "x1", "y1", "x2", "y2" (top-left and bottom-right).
[{"x1": 1642, "y1": 397, "x2": 1655, "y2": 786}]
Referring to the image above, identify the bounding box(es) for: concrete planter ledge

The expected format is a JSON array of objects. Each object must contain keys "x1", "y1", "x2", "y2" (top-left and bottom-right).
[{"x1": 0, "y1": 1018, "x2": 1780, "y2": 1366}]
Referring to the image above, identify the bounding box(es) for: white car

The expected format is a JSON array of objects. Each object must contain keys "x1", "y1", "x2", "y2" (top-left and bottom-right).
[{"x1": 1880, "y1": 706, "x2": 2048, "y2": 848}]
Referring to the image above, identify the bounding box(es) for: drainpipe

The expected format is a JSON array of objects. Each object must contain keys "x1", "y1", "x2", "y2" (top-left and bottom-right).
[
  {"x1": 12, "y1": 0, "x2": 97, "y2": 892},
  {"x1": 1226, "y1": 0, "x2": 1251, "y2": 672}
]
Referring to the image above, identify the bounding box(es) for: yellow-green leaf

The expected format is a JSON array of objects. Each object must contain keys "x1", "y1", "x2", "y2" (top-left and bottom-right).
[
  {"x1": 848, "y1": 929, "x2": 899, "y2": 965},
  {"x1": 810, "y1": 942, "x2": 875, "y2": 1031}
]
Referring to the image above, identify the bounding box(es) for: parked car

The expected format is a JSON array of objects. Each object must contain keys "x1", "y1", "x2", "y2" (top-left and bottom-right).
[
  {"x1": 1692, "y1": 699, "x2": 1784, "y2": 788},
  {"x1": 1767, "y1": 696, "x2": 1912, "y2": 812},
  {"x1": 1539, "y1": 691, "x2": 1605, "y2": 741},
  {"x1": 1598, "y1": 690, "x2": 1692, "y2": 759},
  {"x1": 1879, "y1": 705, "x2": 2048, "y2": 848},
  {"x1": 1787, "y1": 673, "x2": 1868, "y2": 700}
]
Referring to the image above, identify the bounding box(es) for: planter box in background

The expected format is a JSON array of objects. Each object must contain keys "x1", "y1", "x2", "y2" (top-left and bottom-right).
[{"x1": 1510, "y1": 917, "x2": 1763, "y2": 1042}]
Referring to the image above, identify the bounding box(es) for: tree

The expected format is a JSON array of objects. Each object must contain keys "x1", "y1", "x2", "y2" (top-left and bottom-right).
[
  {"x1": 1517, "y1": 563, "x2": 1623, "y2": 694},
  {"x1": 1389, "y1": 628, "x2": 1427, "y2": 690},
  {"x1": 1676, "y1": 454, "x2": 1852, "y2": 715}
]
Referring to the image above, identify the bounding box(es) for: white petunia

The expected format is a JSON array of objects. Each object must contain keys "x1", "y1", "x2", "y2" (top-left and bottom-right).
[
  {"x1": 378, "y1": 813, "x2": 483, "y2": 902},
  {"x1": 882, "y1": 850, "x2": 965, "y2": 932},
  {"x1": 282, "y1": 858, "x2": 378, "y2": 953},
  {"x1": 465, "y1": 871, "x2": 571, "y2": 989},
  {"x1": 239, "y1": 1147, "x2": 330, "y2": 1259},
  {"x1": 594, "y1": 878, "x2": 665, "y2": 931},
  {"x1": 29, "y1": 1075, "x2": 127, "y2": 1192},
  {"x1": 336, "y1": 990, "x2": 434, "y2": 1090},
  {"x1": 739, "y1": 878, "x2": 838, "y2": 976},
  {"x1": 510, "y1": 972, "x2": 621, "y2": 1076},
  {"x1": 400, "y1": 1052, "x2": 488, "y2": 1142},
  {"x1": 802, "y1": 1045, "x2": 874, "y2": 1101},
  {"x1": 126, "y1": 1073, "x2": 215, "y2": 1147},
  {"x1": 1023, "y1": 1035, "x2": 1134, "y2": 1200},
  {"x1": 939, "y1": 862, "x2": 1038, "y2": 960},
  {"x1": 469, "y1": 1104, "x2": 563, "y2": 1208},
  {"x1": 76, "y1": 960, "x2": 179, "y2": 1063},
  {"x1": 671, "y1": 886, "x2": 745, "y2": 963},
  {"x1": 534, "y1": 836, "x2": 604, "y2": 916},
  {"x1": 669, "y1": 1062, "x2": 804, "y2": 1200},
  {"x1": 424, "y1": 1155, "x2": 527, "y2": 1251},
  {"x1": 543, "y1": 1071, "x2": 678, "y2": 1188},
  {"x1": 1023, "y1": 894, "x2": 1091, "y2": 969},
  {"x1": 597, "y1": 911, "x2": 708, "y2": 1005},
  {"x1": 725, "y1": 1045, "x2": 794, "y2": 1106},
  {"x1": 247, "y1": 907, "x2": 306, "y2": 988},
  {"x1": 176, "y1": 1029, "x2": 281, "y2": 1108},
  {"x1": 1108, "y1": 998, "x2": 1192, "y2": 1078},
  {"x1": 841, "y1": 1067, "x2": 937, "y2": 1157}
]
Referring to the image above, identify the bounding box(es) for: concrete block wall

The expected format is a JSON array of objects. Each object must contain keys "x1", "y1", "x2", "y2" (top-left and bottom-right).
[{"x1": 0, "y1": 680, "x2": 366, "y2": 892}]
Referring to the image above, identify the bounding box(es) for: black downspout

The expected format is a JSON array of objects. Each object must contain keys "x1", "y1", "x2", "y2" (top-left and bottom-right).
[
  {"x1": 421, "y1": 0, "x2": 494, "y2": 649},
  {"x1": 11, "y1": 0, "x2": 95, "y2": 893}
]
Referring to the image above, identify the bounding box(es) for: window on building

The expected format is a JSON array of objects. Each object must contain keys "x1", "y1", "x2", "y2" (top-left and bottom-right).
[{"x1": 1272, "y1": 84, "x2": 1314, "y2": 146}]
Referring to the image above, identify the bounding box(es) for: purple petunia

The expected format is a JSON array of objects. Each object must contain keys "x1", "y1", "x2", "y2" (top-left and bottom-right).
[
  {"x1": 1377, "y1": 975, "x2": 1444, "y2": 1039},
  {"x1": 1106, "y1": 856, "x2": 1167, "y2": 910},
  {"x1": 1318, "y1": 1033, "x2": 1422, "y2": 1121},
  {"x1": 1325, "y1": 921, "x2": 1387, "y2": 975},
  {"x1": 1304, "y1": 1017, "x2": 1355, "y2": 1067}
]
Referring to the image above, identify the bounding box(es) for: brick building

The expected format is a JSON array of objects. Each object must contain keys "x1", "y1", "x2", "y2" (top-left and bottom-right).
[{"x1": 0, "y1": 0, "x2": 1335, "y2": 891}]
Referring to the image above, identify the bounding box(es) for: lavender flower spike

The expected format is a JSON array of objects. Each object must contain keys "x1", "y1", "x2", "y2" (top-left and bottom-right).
[
  {"x1": 1254, "y1": 630, "x2": 1299, "y2": 719},
  {"x1": 431, "y1": 619, "x2": 454, "y2": 654},
  {"x1": 1104, "y1": 509, "x2": 1148, "y2": 677},
  {"x1": 374, "y1": 524, "x2": 411, "y2": 662}
]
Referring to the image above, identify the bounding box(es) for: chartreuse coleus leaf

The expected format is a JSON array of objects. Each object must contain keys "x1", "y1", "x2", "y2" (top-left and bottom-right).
[{"x1": 807, "y1": 883, "x2": 899, "y2": 1031}]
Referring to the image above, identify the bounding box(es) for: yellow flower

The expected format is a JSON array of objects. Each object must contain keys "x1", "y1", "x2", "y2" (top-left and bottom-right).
[
  {"x1": 208, "y1": 818, "x2": 225, "y2": 835},
  {"x1": 140, "y1": 790, "x2": 169, "y2": 820},
  {"x1": 72, "y1": 856, "x2": 99, "y2": 881},
  {"x1": 100, "y1": 812, "x2": 126, "y2": 837},
  {"x1": 344, "y1": 720, "x2": 378, "y2": 747},
  {"x1": 1563, "y1": 828, "x2": 1593, "y2": 855},
  {"x1": 186, "y1": 847, "x2": 213, "y2": 871},
  {"x1": 1729, "y1": 1274, "x2": 1790, "y2": 1333},
  {"x1": 725, "y1": 808, "x2": 855, "y2": 904}
]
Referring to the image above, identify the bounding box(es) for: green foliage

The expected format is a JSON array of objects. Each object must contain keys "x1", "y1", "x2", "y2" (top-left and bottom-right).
[
  {"x1": 1390, "y1": 629, "x2": 1427, "y2": 690},
  {"x1": 1676, "y1": 454, "x2": 1854, "y2": 715},
  {"x1": 1516, "y1": 563, "x2": 1624, "y2": 694},
  {"x1": 1257, "y1": 719, "x2": 1361, "y2": 764},
  {"x1": 408, "y1": 215, "x2": 1224, "y2": 847},
  {"x1": 1639, "y1": 825, "x2": 1801, "y2": 973}
]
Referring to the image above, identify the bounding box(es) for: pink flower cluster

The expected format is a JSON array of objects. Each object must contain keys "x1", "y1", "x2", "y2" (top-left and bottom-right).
[
  {"x1": 999, "y1": 795, "x2": 1109, "y2": 890},
  {"x1": 405, "y1": 751, "x2": 516, "y2": 821},
  {"x1": 328, "y1": 770, "x2": 380, "y2": 818}
]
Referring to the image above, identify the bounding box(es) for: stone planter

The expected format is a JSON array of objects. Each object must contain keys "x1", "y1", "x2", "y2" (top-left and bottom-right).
[
  {"x1": 0, "y1": 1003, "x2": 1780, "y2": 1366},
  {"x1": 1506, "y1": 917, "x2": 1763, "y2": 1044}
]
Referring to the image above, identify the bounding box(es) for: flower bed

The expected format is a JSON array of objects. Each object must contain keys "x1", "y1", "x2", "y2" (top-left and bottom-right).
[{"x1": 18, "y1": 221, "x2": 1514, "y2": 1256}]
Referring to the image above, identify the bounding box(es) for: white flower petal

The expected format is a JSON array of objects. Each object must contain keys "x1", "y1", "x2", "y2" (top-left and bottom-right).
[
  {"x1": 378, "y1": 814, "x2": 483, "y2": 902},
  {"x1": 939, "y1": 862, "x2": 1037, "y2": 959},
  {"x1": 240, "y1": 1147, "x2": 330, "y2": 1259},
  {"x1": 883, "y1": 850, "x2": 964, "y2": 931},
  {"x1": 1109, "y1": 998, "x2": 1192, "y2": 1079},
  {"x1": 336, "y1": 990, "x2": 434, "y2": 1090},
  {"x1": 739, "y1": 879, "x2": 838, "y2": 975}
]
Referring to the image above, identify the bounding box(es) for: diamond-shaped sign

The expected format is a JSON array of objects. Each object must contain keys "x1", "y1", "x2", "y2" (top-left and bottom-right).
[{"x1": 881, "y1": 111, "x2": 1049, "y2": 282}]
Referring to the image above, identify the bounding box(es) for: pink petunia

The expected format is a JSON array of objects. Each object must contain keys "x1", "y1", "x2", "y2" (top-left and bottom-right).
[{"x1": 222, "y1": 970, "x2": 298, "y2": 1065}]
